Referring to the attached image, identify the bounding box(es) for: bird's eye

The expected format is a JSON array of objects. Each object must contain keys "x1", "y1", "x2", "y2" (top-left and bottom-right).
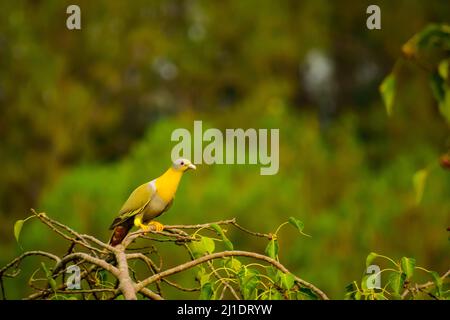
[{"x1": 180, "y1": 161, "x2": 184, "y2": 165}]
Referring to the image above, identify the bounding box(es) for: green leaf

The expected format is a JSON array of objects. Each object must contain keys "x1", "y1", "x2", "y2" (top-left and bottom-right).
[
  {"x1": 211, "y1": 224, "x2": 234, "y2": 250},
  {"x1": 400, "y1": 257, "x2": 416, "y2": 280},
  {"x1": 388, "y1": 272, "x2": 406, "y2": 294},
  {"x1": 414, "y1": 24, "x2": 450, "y2": 50},
  {"x1": 97, "y1": 269, "x2": 107, "y2": 286},
  {"x1": 269, "y1": 289, "x2": 283, "y2": 300},
  {"x1": 189, "y1": 236, "x2": 215, "y2": 258},
  {"x1": 223, "y1": 239, "x2": 234, "y2": 251},
  {"x1": 238, "y1": 268, "x2": 260, "y2": 299},
  {"x1": 389, "y1": 292, "x2": 402, "y2": 300},
  {"x1": 366, "y1": 252, "x2": 378, "y2": 268},
  {"x1": 413, "y1": 169, "x2": 428, "y2": 205},
  {"x1": 262, "y1": 288, "x2": 283, "y2": 300},
  {"x1": 430, "y1": 271, "x2": 443, "y2": 296},
  {"x1": 288, "y1": 217, "x2": 304, "y2": 231},
  {"x1": 361, "y1": 275, "x2": 370, "y2": 291},
  {"x1": 438, "y1": 59, "x2": 449, "y2": 80},
  {"x1": 14, "y1": 219, "x2": 24, "y2": 243},
  {"x1": 199, "y1": 274, "x2": 210, "y2": 287},
  {"x1": 344, "y1": 292, "x2": 355, "y2": 300},
  {"x1": 345, "y1": 281, "x2": 357, "y2": 293},
  {"x1": 199, "y1": 283, "x2": 213, "y2": 300},
  {"x1": 241, "y1": 277, "x2": 259, "y2": 299},
  {"x1": 297, "y1": 287, "x2": 318, "y2": 300},
  {"x1": 265, "y1": 239, "x2": 278, "y2": 259},
  {"x1": 288, "y1": 217, "x2": 310, "y2": 237},
  {"x1": 380, "y1": 73, "x2": 396, "y2": 116},
  {"x1": 41, "y1": 262, "x2": 57, "y2": 292},
  {"x1": 266, "y1": 266, "x2": 278, "y2": 281},
  {"x1": 430, "y1": 72, "x2": 446, "y2": 103},
  {"x1": 429, "y1": 72, "x2": 450, "y2": 123},
  {"x1": 196, "y1": 267, "x2": 209, "y2": 286},
  {"x1": 210, "y1": 223, "x2": 222, "y2": 234},
  {"x1": 201, "y1": 237, "x2": 215, "y2": 252},
  {"x1": 276, "y1": 271, "x2": 295, "y2": 290},
  {"x1": 429, "y1": 71, "x2": 450, "y2": 124},
  {"x1": 13, "y1": 216, "x2": 34, "y2": 245},
  {"x1": 374, "y1": 293, "x2": 387, "y2": 300},
  {"x1": 225, "y1": 258, "x2": 241, "y2": 272},
  {"x1": 402, "y1": 24, "x2": 450, "y2": 58}
]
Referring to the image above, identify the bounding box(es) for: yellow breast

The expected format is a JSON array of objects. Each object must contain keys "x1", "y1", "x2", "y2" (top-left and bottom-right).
[{"x1": 155, "y1": 167, "x2": 183, "y2": 203}]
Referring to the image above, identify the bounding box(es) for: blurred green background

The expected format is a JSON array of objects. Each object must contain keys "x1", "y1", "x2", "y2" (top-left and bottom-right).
[{"x1": 0, "y1": 0, "x2": 449, "y2": 299}]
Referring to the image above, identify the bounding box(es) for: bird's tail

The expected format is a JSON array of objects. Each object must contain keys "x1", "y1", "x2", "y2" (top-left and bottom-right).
[{"x1": 109, "y1": 224, "x2": 131, "y2": 246}]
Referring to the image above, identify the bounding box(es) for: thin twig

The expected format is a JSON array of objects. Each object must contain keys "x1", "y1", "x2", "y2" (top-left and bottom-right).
[
  {"x1": 0, "y1": 251, "x2": 60, "y2": 276},
  {"x1": 166, "y1": 219, "x2": 236, "y2": 230},
  {"x1": 230, "y1": 221, "x2": 274, "y2": 239},
  {"x1": 207, "y1": 261, "x2": 240, "y2": 300},
  {"x1": 32, "y1": 211, "x2": 103, "y2": 254}
]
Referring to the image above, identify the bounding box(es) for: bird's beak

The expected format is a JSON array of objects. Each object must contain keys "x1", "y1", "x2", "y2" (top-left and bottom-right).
[{"x1": 188, "y1": 163, "x2": 197, "y2": 170}]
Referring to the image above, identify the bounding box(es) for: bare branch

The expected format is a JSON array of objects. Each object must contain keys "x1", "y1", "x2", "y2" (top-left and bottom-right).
[
  {"x1": 165, "y1": 219, "x2": 236, "y2": 230},
  {"x1": 230, "y1": 221, "x2": 274, "y2": 239},
  {"x1": 135, "y1": 250, "x2": 329, "y2": 300},
  {"x1": 54, "y1": 252, "x2": 119, "y2": 277},
  {"x1": 114, "y1": 244, "x2": 137, "y2": 300},
  {"x1": 138, "y1": 287, "x2": 164, "y2": 300},
  {"x1": 32, "y1": 210, "x2": 103, "y2": 254},
  {"x1": 0, "y1": 251, "x2": 60, "y2": 277}
]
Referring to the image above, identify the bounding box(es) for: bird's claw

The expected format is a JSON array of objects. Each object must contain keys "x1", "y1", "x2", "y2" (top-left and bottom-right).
[
  {"x1": 149, "y1": 221, "x2": 164, "y2": 232},
  {"x1": 140, "y1": 221, "x2": 164, "y2": 232}
]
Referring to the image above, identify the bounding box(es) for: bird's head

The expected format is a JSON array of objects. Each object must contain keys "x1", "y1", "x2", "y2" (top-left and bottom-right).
[{"x1": 172, "y1": 158, "x2": 196, "y2": 172}]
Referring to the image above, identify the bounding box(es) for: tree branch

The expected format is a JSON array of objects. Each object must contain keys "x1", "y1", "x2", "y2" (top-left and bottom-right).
[
  {"x1": 0, "y1": 251, "x2": 60, "y2": 277},
  {"x1": 114, "y1": 245, "x2": 137, "y2": 300},
  {"x1": 135, "y1": 250, "x2": 329, "y2": 300},
  {"x1": 2, "y1": 212, "x2": 328, "y2": 300}
]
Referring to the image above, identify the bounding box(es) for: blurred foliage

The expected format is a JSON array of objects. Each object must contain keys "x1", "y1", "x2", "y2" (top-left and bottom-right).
[
  {"x1": 379, "y1": 22, "x2": 450, "y2": 205},
  {"x1": 381, "y1": 23, "x2": 450, "y2": 124},
  {"x1": 0, "y1": 0, "x2": 449, "y2": 299}
]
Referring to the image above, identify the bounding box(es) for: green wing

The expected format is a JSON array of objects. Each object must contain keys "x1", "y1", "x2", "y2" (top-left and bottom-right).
[{"x1": 109, "y1": 182, "x2": 154, "y2": 229}]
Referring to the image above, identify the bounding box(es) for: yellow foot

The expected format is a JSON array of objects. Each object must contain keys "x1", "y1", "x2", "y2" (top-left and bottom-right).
[
  {"x1": 138, "y1": 222, "x2": 151, "y2": 232},
  {"x1": 139, "y1": 221, "x2": 164, "y2": 232},
  {"x1": 148, "y1": 221, "x2": 164, "y2": 232}
]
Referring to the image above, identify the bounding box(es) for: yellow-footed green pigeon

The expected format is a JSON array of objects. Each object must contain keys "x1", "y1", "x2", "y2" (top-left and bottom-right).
[{"x1": 109, "y1": 158, "x2": 196, "y2": 246}]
